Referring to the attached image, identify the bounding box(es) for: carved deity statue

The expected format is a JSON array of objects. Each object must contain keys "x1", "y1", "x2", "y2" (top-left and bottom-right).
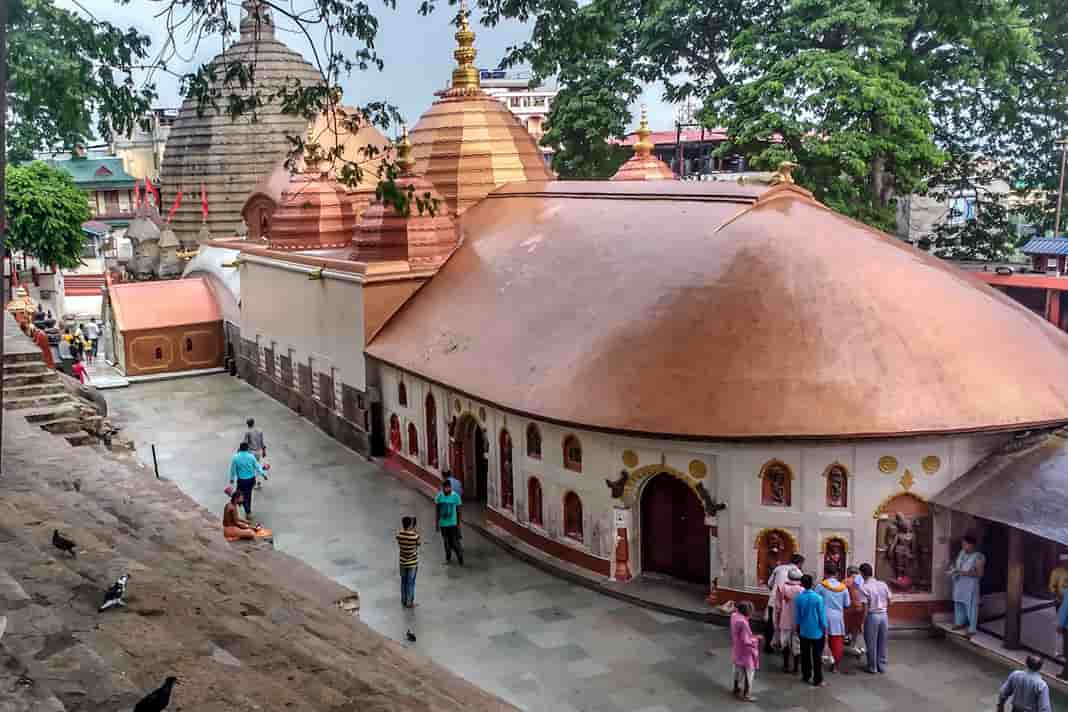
[
  {"x1": 767, "y1": 468, "x2": 786, "y2": 505},
  {"x1": 885, "y1": 513, "x2": 918, "y2": 589},
  {"x1": 824, "y1": 538, "x2": 846, "y2": 577}
]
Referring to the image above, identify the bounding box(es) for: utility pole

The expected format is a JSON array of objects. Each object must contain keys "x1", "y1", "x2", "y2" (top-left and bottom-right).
[{"x1": 1055, "y1": 137, "x2": 1068, "y2": 237}]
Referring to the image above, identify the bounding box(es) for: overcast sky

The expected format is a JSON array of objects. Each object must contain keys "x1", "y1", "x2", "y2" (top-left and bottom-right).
[{"x1": 63, "y1": 0, "x2": 679, "y2": 136}]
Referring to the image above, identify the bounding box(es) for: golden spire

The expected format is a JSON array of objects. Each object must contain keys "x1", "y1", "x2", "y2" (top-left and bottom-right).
[
  {"x1": 396, "y1": 124, "x2": 415, "y2": 176},
  {"x1": 772, "y1": 160, "x2": 798, "y2": 185},
  {"x1": 634, "y1": 105, "x2": 654, "y2": 157},
  {"x1": 450, "y1": 0, "x2": 480, "y2": 93}
]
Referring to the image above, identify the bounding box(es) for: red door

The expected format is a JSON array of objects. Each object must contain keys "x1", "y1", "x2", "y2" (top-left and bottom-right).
[{"x1": 641, "y1": 474, "x2": 710, "y2": 585}]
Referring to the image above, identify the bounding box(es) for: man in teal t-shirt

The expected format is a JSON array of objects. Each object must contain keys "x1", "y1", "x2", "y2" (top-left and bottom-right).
[{"x1": 435, "y1": 479, "x2": 464, "y2": 565}]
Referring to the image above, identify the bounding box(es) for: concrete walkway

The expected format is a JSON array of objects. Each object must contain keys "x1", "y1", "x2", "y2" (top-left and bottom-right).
[{"x1": 105, "y1": 375, "x2": 1061, "y2": 712}]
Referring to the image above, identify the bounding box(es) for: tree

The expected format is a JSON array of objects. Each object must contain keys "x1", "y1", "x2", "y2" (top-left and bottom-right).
[
  {"x1": 5, "y1": 162, "x2": 90, "y2": 269},
  {"x1": 484, "y1": 0, "x2": 1058, "y2": 233},
  {"x1": 6, "y1": 0, "x2": 156, "y2": 161}
]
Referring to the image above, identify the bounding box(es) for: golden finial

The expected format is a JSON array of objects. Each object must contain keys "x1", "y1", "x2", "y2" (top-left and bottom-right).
[
  {"x1": 450, "y1": 0, "x2": 480, "y2": 92},
  {"x1": 396, "y1": 124, "x2": 415, "y2": 176},
  {"x1": 772, "y1": 160, "x2": 798, "y2": 185},
  {"x1": 634, "y1": 105, "x2": 654, "y2": 157}
]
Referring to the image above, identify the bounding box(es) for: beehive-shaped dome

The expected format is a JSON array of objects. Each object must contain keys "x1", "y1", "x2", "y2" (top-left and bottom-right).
[
  {"x1": 266, "y1": 171, "x2": 362, "y2": 251},
  {"x1": 408, "y1": 3, "x2": 552, "y2": 215},
  {"x1": 352, "y1": 129, "x2": 458, "y2": 268},
  {"x1": 612, "y1": 107, "x2": 675, "y2": 182},
  {"x1": 160, "y1": 1, "x2": 323, "y2": 245}
]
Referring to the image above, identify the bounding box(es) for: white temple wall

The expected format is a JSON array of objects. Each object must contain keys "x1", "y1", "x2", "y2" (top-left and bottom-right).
[
  {"x1": 379, "y1": 366, "x2": 1012, "y2": 600},
  {"x1": 241, "y1": 258, "x2": 366, "y2": 391}
]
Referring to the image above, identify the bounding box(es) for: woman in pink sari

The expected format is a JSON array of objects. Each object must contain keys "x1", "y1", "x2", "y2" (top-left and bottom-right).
[{"x1": 730, "y1": 600, "x2": 762, "y2": 702}]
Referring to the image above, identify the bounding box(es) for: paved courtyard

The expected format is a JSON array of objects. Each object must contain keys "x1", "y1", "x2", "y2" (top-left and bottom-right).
[{"x1": 105, "y1": 374, "x2": 1058, "y2": 712}]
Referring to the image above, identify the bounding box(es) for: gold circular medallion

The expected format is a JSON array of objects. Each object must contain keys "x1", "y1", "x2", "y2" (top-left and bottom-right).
[
  {"x1": 689, "y1": 459, "x2": 708, "y2": 479},
  {"x1": 922, "y1": 455, "x2": 941, "y2": 474},
  {"x1": 622, "y1": 450, "x2": 639, "y2": 468},
  {"x1": 878, "y1": 456, "x2": 898, "y2": 474}
]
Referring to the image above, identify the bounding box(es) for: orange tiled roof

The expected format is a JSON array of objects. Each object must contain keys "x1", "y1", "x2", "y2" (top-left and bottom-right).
[{"x1": 109, "y1": 277, "x2": 221, "y2": 332}]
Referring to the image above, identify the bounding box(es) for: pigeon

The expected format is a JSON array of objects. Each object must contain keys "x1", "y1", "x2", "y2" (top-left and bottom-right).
[
  {"x1": 99, "y1": 574, "x2": 130, "y2": 612},
  {"x1": 133, "y1": 676, "x2": 177, "y2": 712},
  {"x1": 52, "y1": 529, "x2": 76, "y2": 557},
  {"x1": 405, "y1": 629, "x2": 417, "y2": 643}
]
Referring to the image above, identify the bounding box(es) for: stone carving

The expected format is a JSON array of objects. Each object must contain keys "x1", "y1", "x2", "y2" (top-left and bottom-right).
[
  {"x1": 605, "y1": 470, "x2": 629, "y2": 498},
  {"x1": 695, "y1": 482, "x2": 726, "y2": 516},
  {"x1": 756, "y1": 528, "x2": 796, "y2": 586},
  {"x1": 823, "y1": 537, "x2": 847, "y2": 576},
  {"x1": 885, "y1": 513, "x2": 918, "y2": 587},
  {"x1": 875, "y1": 495, "x2": 933, "y2": 593},
  {"x1": 760, "y1": 461, "x2": 791, "y2": 506},
  {"x1": 826, "y1": 464, "x2": 848, "y2": 507}
]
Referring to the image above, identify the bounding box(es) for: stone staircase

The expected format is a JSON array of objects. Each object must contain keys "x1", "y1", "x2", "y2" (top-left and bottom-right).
[
  {"x1": 0, "y1": 411, "x2": 511, "y2": 711},
  {"x1": 2, "y1": 326, "x2": 103, "y2": 448}
]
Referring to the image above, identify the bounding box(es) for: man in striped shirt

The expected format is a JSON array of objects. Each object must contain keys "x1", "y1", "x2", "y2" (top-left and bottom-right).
[{"x1": 396, "y1": 516, "x2": 421, "y2": 608}]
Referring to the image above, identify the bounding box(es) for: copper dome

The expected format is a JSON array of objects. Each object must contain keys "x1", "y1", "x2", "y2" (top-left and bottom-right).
[
  {"x1": 368, "y1": 180, "x2": 1068, "y2": 439},
  {"x1": 352, "y1": 131, "x2": 459, "y2": 268},
  {"x1": 266, "y1": 172, "x2": 361, "y2": 251},
  {"x1": 407, "y1": 4, "x2": 552, "y2": 215}
]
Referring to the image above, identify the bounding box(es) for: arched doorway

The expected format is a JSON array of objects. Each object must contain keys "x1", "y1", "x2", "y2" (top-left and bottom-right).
[
  {"x1": 452, "y1": 414, "x2": 488, "y2": 503},
  {"x1": 641, "y1": 473, "x2": 709, "y2": 585}
]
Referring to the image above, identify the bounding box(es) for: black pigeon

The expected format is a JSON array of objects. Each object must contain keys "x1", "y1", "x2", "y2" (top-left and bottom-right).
[
  {"x1": 99, "y1": 574, "x2": 130, "y2": 612},
  {"x1": 52, "y1": 529, "x2": 76, "y2": 558},
  {"x1": 405, "y1": 629, "x2": 417, "y2": 642},
  {"x1": 133, "y1": 676, "x2": 177, "y2": 712}
]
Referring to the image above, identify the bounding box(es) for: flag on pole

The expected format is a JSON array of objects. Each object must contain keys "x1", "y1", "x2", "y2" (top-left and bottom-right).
[
  {"x1": 167, "y1": 189, "x2": 183, "y2": 223},
  {"x1": 201, "y1": 183, "x2": 209, "y2": 219},
  {"x1": 144, "y1": 177, "x2": 160, "y2": 208}
]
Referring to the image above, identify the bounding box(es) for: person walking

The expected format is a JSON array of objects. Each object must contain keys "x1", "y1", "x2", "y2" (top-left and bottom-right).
[
  {"x1": 1057, "y1": 588, "x2": 1068, "y2": 680},
  {"x1": 766, "y1": 554, "x2": 804, "y2": 653},
  {"x1": 843, "y1": 565, "x2": 866, "y2": 658},
  {"x1": 998, "y1": 655, "x2": 1052, "y2": 712},
  {"x1": 859, "y1": 563, "x2": 892, "y2": 674},
  {"x1": 443, "y1": 469, "x2": 463, "y2": 499},
  {"x1": 435, "y1": 478, "x2": 464, "y2": 565},
  {"x1": 84, "y1": 318, "x2": 100, "y2": 364},
  {"x1": 729, "y1": 600, "x2": 762, "y2": 702},
  {"x1": 71, "y1": 357, "x2": 88, "y2": 385},
  {"x1": 949, "y1": 534, "x2": 986, "y2": 638},
  {"x1": 772, "y1": 568, "x2": 804, "y2": 673},
  {"x1": 396, "y1": 516, "x2": 421, "y2": 608},
  {"x1": 229, "y1": 442, "x2": 264, "y2": 518},
  {"x1": 242, "y1": 418, "x2": 268, "y2": 489},
  {"x1": 29, "y1": 326, "x2": 54, "y2": 369},
  {"x1": 816, "y1": 564, "x2": 852, "y2": 673},
  {"x1": 794, "y1": 574, "x2": 829, "y2": 687}
]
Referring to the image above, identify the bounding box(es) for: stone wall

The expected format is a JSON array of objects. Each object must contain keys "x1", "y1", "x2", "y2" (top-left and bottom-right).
[{"x1": 238, "y1": 337, "x2": 370, "y2": 455}]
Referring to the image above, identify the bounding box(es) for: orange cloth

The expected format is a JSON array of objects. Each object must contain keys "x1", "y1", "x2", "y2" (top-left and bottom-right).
[
  {"x1": 33, "y1": 330, "x2": 54, "y2": 368},
  {"x1": 224, "y1": 526, "x2": 272, "y2": 541}
]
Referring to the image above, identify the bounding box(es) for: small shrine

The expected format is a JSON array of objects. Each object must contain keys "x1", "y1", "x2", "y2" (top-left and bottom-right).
[{"x1": 612, "y1": 106, "x2": 675, "y2": 182}]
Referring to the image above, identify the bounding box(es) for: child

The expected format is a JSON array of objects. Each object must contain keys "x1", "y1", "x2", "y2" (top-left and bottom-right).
[
  {"x1": 730, "y1": 600, "x2": 762, "y2": 702},
  {"x1": 71, "y1": 357, "x2": 88, "y2": 385}
]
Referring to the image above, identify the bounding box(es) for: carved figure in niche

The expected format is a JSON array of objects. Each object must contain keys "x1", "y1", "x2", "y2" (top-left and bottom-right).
[
  {"x1": 761, "y1": 462, "x2": 791, "y2": 506},
  {"x1": 606, "y1": 470, "x2": 629, "y2": 498},
  {"x1": 826, "y1": 465, "x2": 847, "y2": 507},
  {"x1": 824, "y1": 538, "x2": 847, "y2": 578},
  {"x1": 885, "y1": 513, "x2": 918, "y2": 590},
  {"x1": 875, "y1": 494, "x2": 933, "y2": 592},
  {"x1": 756, "y1": 528, "x2": 796, "y2": 586}
]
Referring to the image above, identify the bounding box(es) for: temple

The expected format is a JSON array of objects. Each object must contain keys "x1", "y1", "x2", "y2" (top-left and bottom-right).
[{"x1": 124, "y1": 0, "x2": 1068, "y2": 635}]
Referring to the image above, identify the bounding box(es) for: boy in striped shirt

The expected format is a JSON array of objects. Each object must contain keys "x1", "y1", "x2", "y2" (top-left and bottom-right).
[{"x1": 396, "y1": 516, "x2": 421, "y2": 608}]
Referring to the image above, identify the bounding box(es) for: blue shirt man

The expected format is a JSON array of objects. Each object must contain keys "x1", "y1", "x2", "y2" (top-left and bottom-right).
[
  {"x1": 228, "y1": 443, "x2": 263, "y2": 517},
  {"x1": 444, "y1": 471, "x2": 463, "y2": 499},
  {"x1": 230, "y1": 448, "x2": 263, "y2": 482},
  {"x1": 435, "y1": 480, "x2": 464, "y2": 565},
  {"x1": 997, "y1": 656, "x2": 1052, "y2": 712},
  {"x1": 794, "y1": 574, "x2": 830, "y2": 686}
]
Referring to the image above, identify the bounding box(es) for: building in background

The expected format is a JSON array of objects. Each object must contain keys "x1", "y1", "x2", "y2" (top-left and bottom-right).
[
  {"x1": 111, "y1": 108, "x2": 179, "y2": 181},
  {"x1": 617, "y1": 126, "x2": 748, "y2": 178},
  {"x1": 47, "y1": 148, "x2": 138, "y2": 229},
  {"x1": 479, "y1": 66, "x2": 557, "y2": 166}
]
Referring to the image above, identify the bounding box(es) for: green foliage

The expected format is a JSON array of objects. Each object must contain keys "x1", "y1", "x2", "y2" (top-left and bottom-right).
[
  {"x1": 543, "y1": 59, "x2": 637, "y2": 178},
  {"x1": 482, "y1": 0, "x2": 1063, "y2": 237},
  {"x1": 6, "y1": 0, "x2": 156, "y2": 161},
  {"x1": 5, "y1": 162, "x2": 90, "y2": 269}
]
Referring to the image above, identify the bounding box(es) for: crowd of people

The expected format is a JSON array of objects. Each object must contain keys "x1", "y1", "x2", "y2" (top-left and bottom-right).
[
  {"x1": 23, "y1": 305, "x2": 102, "y2": 385},
  {"x1": 726, "y1": 546, "x2": 1053, "y2": 708}
]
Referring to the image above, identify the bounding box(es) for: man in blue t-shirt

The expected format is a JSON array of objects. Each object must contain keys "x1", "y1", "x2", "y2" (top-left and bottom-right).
[
  {"x1": 435, "y1": 479, "x2": 464, "y2": 565},
  {"x1": 229, "y1": 442, "x2": 264, "y2": 517}
]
